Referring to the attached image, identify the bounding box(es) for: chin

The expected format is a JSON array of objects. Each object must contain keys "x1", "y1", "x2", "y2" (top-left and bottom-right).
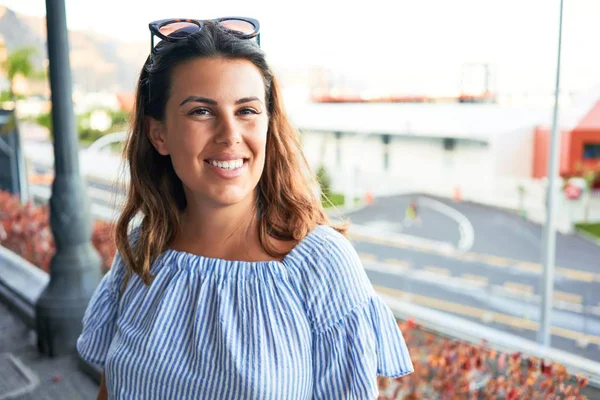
[
  {"x1": 206, "y1": 186, "x2": 254, "y2": 207},
  {"x1": 181, "y1": 174, "x2": 258, "y2": 207}
]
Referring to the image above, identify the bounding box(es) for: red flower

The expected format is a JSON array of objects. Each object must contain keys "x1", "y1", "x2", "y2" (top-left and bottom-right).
[
  {"x1": 507, "y1": 387, "x2": 518, "y2": 400},
  {"x1": 541, "y1": 361, "x2": 552, "y2": 376}
]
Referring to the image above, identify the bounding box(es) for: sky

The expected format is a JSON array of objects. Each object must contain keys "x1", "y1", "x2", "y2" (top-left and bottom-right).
[{"x1": 1, "y1": 0, "x2": 600, "y2": 96}]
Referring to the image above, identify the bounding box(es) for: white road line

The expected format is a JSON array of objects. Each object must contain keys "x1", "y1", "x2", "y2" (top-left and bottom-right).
[{"x1": 417, "y1": 196, "x2": 475, "y2": 252}]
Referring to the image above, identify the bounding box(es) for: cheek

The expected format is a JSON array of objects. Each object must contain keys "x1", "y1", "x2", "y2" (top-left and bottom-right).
[
  {"x1": 168, "y1": 123, "x2": 208, "y2": 155},
  {"x1": 250, "y1": 124, "x2": 268, "y2": 162}
]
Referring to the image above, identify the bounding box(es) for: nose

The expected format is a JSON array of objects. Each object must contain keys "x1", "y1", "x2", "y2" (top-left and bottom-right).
[{"x1": 215, "y1": 114, "x2": 242, "y2": 146}]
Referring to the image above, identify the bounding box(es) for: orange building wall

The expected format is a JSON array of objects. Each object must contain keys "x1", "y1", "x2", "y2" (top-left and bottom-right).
[
  {"x1": 570, "y1": 129, "x2": 600, "y2": 173},
  {"x1": 533, "y1": 127, "x2": 600, "y2": 178},
  {"x1": 533, "y1": 101, "x2": 600, "y2": 179},
  {"x1": 532, "y1": 127, "x2": 571, "y2": 178}
]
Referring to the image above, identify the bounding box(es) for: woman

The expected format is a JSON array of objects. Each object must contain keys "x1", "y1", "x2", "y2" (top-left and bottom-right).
[{"x1": 77, "y1": 17, "x2": 413, "y2": 399}]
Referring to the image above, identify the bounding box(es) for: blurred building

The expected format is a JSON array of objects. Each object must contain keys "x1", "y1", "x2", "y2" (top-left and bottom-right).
[
  {"x1": 533, "y1": 101, "x2": 600, "y2": 182},
  {"x1": 289, "y1": 89, "x2": 600, "y2": 202}
]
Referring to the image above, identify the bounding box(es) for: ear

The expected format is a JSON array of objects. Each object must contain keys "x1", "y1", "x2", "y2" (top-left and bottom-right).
[{"x1": 146, "y1": 117, "x2": 169, "y2": 156}]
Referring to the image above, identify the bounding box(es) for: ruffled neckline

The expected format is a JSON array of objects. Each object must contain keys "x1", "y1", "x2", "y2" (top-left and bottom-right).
[{"x1": 159, "y1": 224, "x2": 327, "y2": 270}]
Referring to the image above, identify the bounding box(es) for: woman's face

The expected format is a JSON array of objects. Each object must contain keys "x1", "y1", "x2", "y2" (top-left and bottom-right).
[{"x1": 149, "y1": 57, "x2": 269, "y2": 208}]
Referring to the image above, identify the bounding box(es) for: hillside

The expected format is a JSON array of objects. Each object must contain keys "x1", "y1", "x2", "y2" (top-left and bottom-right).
[{"x1": 0, "y1": 5, "x2": 146, "y2": 93}]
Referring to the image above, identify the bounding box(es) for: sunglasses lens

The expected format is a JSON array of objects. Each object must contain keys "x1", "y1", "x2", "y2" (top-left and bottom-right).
[
  {"x1": 219, "y1": 19, "x2": 256, "y2": 35},
  {"x1": 159, "y1": 21, "x2": 200, "y2": 38}
]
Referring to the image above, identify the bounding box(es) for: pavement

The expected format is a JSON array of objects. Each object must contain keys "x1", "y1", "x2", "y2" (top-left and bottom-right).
[{"x1": 0, "y1": 300, "x2": 98, "y2": 399}]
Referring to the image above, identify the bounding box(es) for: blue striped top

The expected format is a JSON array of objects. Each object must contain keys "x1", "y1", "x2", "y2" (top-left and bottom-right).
[{"x1": 77, "y1": 225, "x2": 413, "y2": 399}]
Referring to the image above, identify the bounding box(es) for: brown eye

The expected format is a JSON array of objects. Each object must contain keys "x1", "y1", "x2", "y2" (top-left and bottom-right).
[
  {"x1": 190, "y1": 108, "x2": 212, "y2": 116},
  {"x1": 238, "y1": 108, "x2": 259, "y2": 116}
]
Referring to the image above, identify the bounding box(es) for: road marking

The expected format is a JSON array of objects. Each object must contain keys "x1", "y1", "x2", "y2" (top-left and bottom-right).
[
  {"x1": 358, "y1": 252, "x2": 377, "y2": 262},
  {"x1": 375, "y1": 285, "x2": 485, "y2": 318},
  {"x1": 481, "y1": 255, "x2": 511, "y2": 267},
  {"x1": 373, "y1": 284, "x2": 600, "y2": 346},
  {"x1": 503, "y1": 281, "x2": 534, "y2": 294},
  {"x1": 382, "y1": 259, "x2": 412, "y2": 269},
  {"x1": 423, "y1": 266, "x2": 451, "y2": 277},
  {"x1": 491, "y1": 285, "x2": 586, "y2": 314},
  {"x1": 492, "y1": 312, "x2": 537, "y2": 331},
  {"x1": 553, "y1": 291, "x2": 583, "y2": 304},
  {"x1": 455, "y1": 252, "x2": 480, "y2": 262},
  {"x1": 417, "y1": 196, "x2": 475, "y2": 252},
  {"x1": 556, "y1": 268, "x2": 595, "y2": 282},
  {"x1": 364, "y1": 264, "x2": 586, "y2": 314},
  {"x1": 517, "y1": 261, "x2": 542, "y2": 273},
  {"x1": 461, "y1": 274, "x2": 488, "y2": 288},
  {"x1": 351, "y1": 234, "x2": 596, "y2": 283}
]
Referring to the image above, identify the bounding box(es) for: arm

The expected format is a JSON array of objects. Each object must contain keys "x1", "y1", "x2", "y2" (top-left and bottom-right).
[{"x1": 97, "y1": 372, "x2": 108, "y2": 400}]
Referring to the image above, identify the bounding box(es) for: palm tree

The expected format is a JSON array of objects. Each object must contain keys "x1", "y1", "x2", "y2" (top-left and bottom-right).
[
  {"x1": 0, "y1": 44, "x2": 41, "y2": 99},
  {"x1": 0, "y1": 43, "x2": 43, "y2": 205}
]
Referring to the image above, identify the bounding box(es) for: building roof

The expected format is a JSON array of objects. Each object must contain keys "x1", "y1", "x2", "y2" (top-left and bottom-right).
[
  {"x1": 287, "y1": 101, "x2": 553, "y2": 142},
  {"x1": 573, "y1": 100, "x2": 600, "y2": 131}
]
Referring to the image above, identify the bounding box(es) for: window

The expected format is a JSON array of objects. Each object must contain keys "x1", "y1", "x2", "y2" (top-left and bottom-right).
[
  {"x1": 382, "y1": 134, "x2": 391, "y2": 170},
  {"x1": 583, "y1": 143, "x2": 600, "y2": 160},
  {"x1": 335, "y1": 132, "x2": 342, "y2": 166}
]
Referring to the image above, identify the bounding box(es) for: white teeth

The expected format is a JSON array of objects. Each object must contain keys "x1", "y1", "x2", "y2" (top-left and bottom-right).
[{"x1": 209, "y1": 159, "x2": 244, "y2": 170}]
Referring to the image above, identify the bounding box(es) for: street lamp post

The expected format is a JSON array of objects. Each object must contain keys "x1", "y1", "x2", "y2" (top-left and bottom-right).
[
  {"x1": 538, "y1": 0, "x2": 565, "y2": 347},
  {"x1": 35, "y1": 0, "x2": 102, "y2": 356}
]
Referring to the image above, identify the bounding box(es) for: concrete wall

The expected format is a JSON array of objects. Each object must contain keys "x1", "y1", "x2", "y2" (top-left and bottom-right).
[{"x1": 300, "y1": 130, "x2": 494, "y2": 196}]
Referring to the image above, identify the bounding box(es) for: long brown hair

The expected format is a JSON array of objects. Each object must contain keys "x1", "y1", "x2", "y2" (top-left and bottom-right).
[{"x1": 116, "y1": 22, "x2": 346, "y2": 287}]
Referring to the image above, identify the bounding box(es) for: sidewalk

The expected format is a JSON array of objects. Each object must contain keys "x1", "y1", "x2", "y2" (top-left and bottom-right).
[{"x1": 0, "y1": 300, "x2": 98, "y2": 399}]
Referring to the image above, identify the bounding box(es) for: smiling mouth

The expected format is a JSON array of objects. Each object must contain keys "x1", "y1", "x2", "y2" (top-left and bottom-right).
[{"x1": 204, "y1": 158, "x2": 249, "y2": 171}]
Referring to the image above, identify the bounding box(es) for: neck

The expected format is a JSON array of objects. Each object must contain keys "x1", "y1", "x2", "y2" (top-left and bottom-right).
[{"x1": 177, "y1": 191, "x2": 259, "y2": 258}]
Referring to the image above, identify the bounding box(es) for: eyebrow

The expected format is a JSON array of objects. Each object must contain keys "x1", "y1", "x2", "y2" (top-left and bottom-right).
[{"x1": 179, "y1": 96, "x2": 261, "y2": 107}]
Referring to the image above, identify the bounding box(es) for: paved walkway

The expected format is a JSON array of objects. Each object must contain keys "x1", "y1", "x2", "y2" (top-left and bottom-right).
[{"x1": 0, "y1": 301, "x2": 98, "y2": 399}]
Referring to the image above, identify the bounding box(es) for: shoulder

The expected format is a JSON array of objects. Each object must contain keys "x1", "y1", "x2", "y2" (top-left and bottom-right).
[
  {"x1": 296, "y1": 225, "x2": 375, "y2": 332},
  {"x1": 300, "y1": 225, "x2": 367, "y2": 278}
]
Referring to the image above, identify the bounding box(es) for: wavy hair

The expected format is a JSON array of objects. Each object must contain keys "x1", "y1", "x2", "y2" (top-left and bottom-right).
[{"x1": 115, "y1": 22, "x2": 346, "y2": 287}]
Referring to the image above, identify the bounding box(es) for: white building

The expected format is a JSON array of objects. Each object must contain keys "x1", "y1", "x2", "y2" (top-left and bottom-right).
[
  {"x1": 286, "y1": 93, "x2": 600, "y2": 229},
  {"x1": 290, "y1": 101, "x2": 548, "y2": 194}
]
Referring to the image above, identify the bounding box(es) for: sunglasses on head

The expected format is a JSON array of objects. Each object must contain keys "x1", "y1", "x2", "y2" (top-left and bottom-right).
[{"x1": 148, "y1": 17, "x2": 261, "y2": 54}]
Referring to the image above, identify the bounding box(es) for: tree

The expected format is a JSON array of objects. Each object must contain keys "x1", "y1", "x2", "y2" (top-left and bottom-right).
[
  {"x1": 316, "y1": 164, "x2": 332, "y2": 200},
  {"x1": 0, "y1": 45, "x2": 43, "y2": 99},
  {"x1": 583, "y1": 165, "x2": 599, "y2": 223}
]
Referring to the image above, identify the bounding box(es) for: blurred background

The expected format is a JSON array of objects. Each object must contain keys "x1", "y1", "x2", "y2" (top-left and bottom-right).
[{"x1": 0, "y1": 0, "x2": 598, "y2": 398}]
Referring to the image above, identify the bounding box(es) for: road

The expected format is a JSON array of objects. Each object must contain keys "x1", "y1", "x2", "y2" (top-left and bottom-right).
[{"x1": 345, "y1": 194, "x2": 600, "y2": 362}]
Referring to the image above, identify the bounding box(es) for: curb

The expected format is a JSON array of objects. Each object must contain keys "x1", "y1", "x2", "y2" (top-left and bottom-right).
[
  {"x1": 0, "y1": 246, "x2": 48, "y2": 328},
  {"x1": 0, "y1": 246, "x2": 102, "y2": 385},
  {"x1": 325, "y1": 200, "x2": 370, "y2": 219},
  {"x1": 575, "y1": 229, "x2": 600, "y2": 248}
]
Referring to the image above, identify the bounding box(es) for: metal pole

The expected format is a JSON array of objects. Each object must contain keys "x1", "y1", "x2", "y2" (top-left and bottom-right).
[
  {"x1": 35, "y1": 0, "x2": 102, "y2": 356},
  {"x1": 13, "y1": 116, "x2": 29, "y2": 204},
  {"x1": 538, "y1": 0, "x2": 564, "y2": 347}
]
